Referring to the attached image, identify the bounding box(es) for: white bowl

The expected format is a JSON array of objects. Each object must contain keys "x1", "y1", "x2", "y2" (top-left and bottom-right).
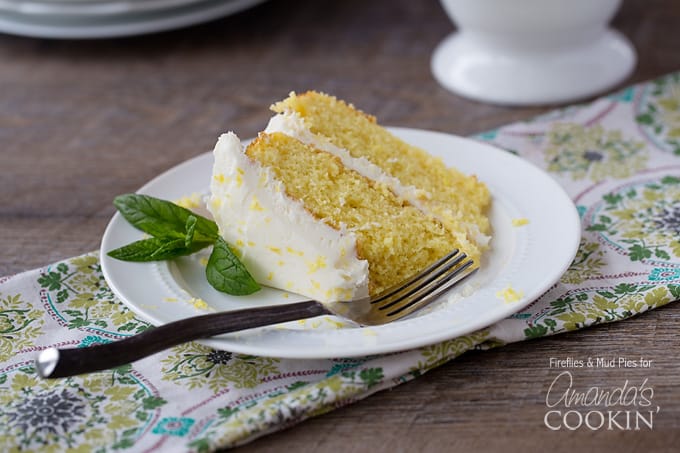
[{"x1": 431, "y1": 0, "x2": 636, "y2": 105}]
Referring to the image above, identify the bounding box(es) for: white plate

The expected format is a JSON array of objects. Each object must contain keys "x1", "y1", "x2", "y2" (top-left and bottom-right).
[
  {"x1": 100, "y1": 127, "x2": 581, "y2": 358},
  {"x1": 0, "y1": 0, "x2": 207, "y2": 16},
  {"x1": 0, "y1": 0, "x2": 267, "y2": 39}
]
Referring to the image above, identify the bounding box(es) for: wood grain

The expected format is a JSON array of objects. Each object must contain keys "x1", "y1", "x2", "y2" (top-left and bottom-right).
[{"x1": 1, "y1": 0, "x2": 679, "y2": 451}]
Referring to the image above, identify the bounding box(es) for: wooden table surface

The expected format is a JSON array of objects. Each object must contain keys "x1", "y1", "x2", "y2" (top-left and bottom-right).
[{"x1": 2, "y1": 0, "x2": 680, "y2": 451}]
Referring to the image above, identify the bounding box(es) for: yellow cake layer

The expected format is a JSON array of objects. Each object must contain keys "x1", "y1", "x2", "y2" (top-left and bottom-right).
[
  {"x1": 271, "y1": 91, "x2": 491, "y2": 266},
  {"x1": 246, "y1": 132, "x2": 461, "y2": 296}
]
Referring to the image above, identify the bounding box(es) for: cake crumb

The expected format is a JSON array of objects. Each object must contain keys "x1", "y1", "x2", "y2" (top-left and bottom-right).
[
  {"x1": 175, "y1": 192, "x2": 203, "y2": 210},
  {"x1": 512, "y1": 218, "x2": 529, "y2": 227},
  {"x1": 163, "y1": 297, "x2": 178, "y2": 303},
  {"x1": 189, "y1": 297, "x2": 210, "y2": 311},
  {"x1": 496, "y1": 285, "x2": 524, "y2": 303},
  {"x1": 326, "y1": 318, "x2": 347, "y2": 329}
]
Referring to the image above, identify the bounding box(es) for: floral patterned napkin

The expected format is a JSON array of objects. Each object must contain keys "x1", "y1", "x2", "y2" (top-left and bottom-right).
[{"x1": 2, "y1": 73, "x2": 679, "y2": 452}]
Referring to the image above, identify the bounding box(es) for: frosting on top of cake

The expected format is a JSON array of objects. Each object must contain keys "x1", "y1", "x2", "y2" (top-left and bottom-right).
[{"x1": 207, "y1": 132, "x2": 369, "y2": 303}]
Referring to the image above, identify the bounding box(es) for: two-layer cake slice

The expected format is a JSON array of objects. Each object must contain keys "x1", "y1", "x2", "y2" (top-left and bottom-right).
[{"x1": 208, "y1": 92, "x2": 491, "y2": 303}]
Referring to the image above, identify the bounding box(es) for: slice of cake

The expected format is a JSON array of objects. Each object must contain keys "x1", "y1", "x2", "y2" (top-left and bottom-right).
[
  {"x1": 207, "y1": 92, "x2": 491, "y2": 303},
  {"x1": 266, "y1": 91, "x2": 491, "y2": 265}
]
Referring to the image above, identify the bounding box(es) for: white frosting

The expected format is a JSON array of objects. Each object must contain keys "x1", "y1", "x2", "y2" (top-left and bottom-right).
[{"x1": 207, "y1": 132, "x2": 369, "y2": 303}]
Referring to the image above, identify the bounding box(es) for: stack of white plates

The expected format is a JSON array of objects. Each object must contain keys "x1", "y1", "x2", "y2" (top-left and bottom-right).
[{"x1": 0, "y1": 0, "x2": 267, "y2": 38}]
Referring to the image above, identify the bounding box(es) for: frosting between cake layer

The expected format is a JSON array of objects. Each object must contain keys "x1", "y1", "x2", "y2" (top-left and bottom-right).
[
  {"x1": 207, "y1": 132, "x2": 369, "y2": 303},
  {"x1": 265, "y1": 113, "x2": 430, "y2": 209}
]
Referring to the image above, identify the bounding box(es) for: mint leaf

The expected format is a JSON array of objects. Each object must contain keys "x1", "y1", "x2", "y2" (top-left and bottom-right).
[
  {"x1": 184, "y1": 215, "x2": 197, "y2": 248},
  {"x1": 206, "y1": 237, "x2": 260, "y2": 295},
  {"x1": 113, "y1": 194, "x2": 217, "y2": 242},
  {"x1": 107, "y1": 237, "x2": 212, "y2": 262}
]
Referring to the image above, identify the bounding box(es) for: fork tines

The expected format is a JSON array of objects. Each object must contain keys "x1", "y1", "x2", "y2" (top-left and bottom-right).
[{"x1": 373, "y1": 249, "x2": 476, "y2": 317}]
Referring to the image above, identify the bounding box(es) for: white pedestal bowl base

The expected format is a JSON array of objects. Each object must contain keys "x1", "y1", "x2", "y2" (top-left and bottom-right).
[{"x1": 431, "y1": 29, "x2": 636, "y2": 106}]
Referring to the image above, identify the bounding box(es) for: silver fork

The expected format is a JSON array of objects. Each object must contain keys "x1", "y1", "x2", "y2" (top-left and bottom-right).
[{"x1": 36, "y1": 249, "x2": 476, "y2": 379}]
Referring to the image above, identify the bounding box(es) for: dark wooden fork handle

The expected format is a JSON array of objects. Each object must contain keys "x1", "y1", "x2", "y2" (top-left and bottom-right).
[{"x1": 36, "y1": 300, "x2": 326, "y2": 379}]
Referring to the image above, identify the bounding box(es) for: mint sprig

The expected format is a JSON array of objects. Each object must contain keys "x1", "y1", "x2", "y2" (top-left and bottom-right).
[
  {"x1": 113, "y1": 193, "x2": 218, "y2": 243},
  {"x1": 107, "y1": 194, "x2": 260, "y2": 296}
]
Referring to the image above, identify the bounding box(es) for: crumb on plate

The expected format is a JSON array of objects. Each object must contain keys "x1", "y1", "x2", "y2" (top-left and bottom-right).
[
  {"x1": 496, "y1": 285, "x2": 524, "y2": 303},
  {"x1": 188, "y1": 297, "x2": 210, "y2": 311},
  {"x1": 512, "y1": 218, "x2": 529, "y2": 227}
]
